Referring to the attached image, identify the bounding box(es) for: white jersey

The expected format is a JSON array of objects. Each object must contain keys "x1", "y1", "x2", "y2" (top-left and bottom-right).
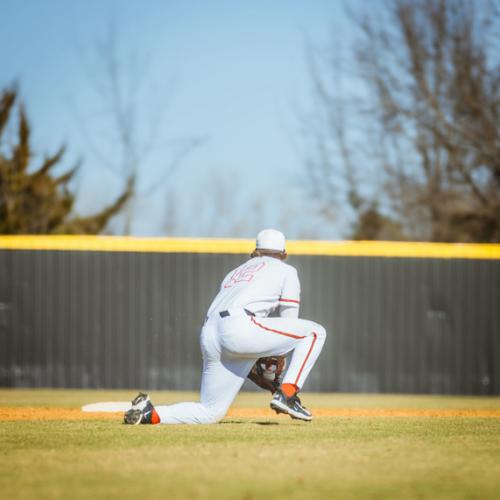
[
  {"x1": 206, "y1": 256, "x2": 301, "y2": 319},
  {"x1": 154, "y1": 251, "x2": 327, "y2": 424}
]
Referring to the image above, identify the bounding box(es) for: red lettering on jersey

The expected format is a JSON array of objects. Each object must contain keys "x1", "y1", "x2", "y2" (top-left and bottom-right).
[{"x1": 224, "y1": 262, "x2": 266, "y2": 288}]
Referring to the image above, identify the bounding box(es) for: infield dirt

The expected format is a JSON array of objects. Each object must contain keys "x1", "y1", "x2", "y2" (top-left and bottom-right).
[
  {"x1": 1, "y1": 390, "x2": 499, "y2": 500},
  {"x1": 1, "y1": 406, "x2": 500, "y2": 420}
]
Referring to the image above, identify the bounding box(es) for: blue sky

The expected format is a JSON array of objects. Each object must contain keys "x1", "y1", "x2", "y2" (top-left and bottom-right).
[{"x1": 0, "y1": 0, "x2": 360, "y2": 238}]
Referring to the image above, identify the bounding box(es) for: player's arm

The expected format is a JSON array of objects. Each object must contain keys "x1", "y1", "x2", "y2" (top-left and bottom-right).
[{"x1": 278, "y1": 267, "x2": 300, "y2": 318}]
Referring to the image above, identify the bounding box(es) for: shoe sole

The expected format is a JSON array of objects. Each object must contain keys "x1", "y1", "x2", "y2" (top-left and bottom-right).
[
  {"x1": 270, "y1": 400, "x2": 312, "y2": 422},
  {"x1": 270, "y1": 400, "x2": 288, "y2": 415}
]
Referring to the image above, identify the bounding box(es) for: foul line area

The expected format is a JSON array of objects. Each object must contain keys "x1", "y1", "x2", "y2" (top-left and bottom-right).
[{"x1": 1, "y1": 407, "x2": 500, "y2": 421}]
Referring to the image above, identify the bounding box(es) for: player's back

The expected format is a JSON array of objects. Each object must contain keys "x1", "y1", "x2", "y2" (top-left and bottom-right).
[{"x1": 206, "y1": 256, "x2": 299, "y2": 318}]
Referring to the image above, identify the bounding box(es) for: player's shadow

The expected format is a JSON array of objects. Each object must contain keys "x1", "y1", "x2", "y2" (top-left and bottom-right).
[{"x1": 221, "y1": 420, "x2": 279, "y2": 426}]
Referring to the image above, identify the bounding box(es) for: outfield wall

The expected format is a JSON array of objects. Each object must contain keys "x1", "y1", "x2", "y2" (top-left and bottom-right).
[{"x1": 0, "y1": 236, "x2": 499, "y2": 395}]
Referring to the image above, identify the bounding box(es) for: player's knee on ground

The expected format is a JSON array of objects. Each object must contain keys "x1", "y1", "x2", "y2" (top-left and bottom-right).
[
  {"x1": 209, "y1": 406, "x2": 230, "y2": 423},
  {"x1": 200, "y1": 404, "x2": 228, "y2": 424}
]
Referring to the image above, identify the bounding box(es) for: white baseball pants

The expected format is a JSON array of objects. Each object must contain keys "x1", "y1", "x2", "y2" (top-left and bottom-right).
[{"x1": 154, "y1": 310, "x2": 326, "y2": 424}]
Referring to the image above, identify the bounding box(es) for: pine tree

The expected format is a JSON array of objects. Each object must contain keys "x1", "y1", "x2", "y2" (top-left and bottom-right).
[{"x1": 0, "y1": 88, "x2": 132, "y2": 234}]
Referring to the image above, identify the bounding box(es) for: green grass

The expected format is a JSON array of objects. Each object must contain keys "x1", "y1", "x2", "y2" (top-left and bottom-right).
[{"x1": 1, "y1": 390, "x2": 500, "y2": 499}]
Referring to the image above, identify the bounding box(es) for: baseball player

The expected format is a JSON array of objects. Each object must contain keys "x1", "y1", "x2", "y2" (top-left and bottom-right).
[{"x1": 124, "y1": 229, "x2": 327, "y2": 425}]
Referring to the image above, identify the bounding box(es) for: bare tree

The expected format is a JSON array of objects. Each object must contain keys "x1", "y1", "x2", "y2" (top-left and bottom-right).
[
  {"x1": 304, "y1": 0, "x2": 500, "y2": 242},
  {"x1": 73, "y1": 24, "x2": 203, "y2": 235},
  {"x1": 164, "y1": 169, "x2": 252, "y2": 238},
  {"x1": 163, "y1": 168, "x2": 309, "y2": 239}
]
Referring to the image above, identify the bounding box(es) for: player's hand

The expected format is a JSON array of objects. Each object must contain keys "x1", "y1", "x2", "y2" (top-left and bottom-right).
[{"x1": 247, "y1": 356, "x2": 286, "y2": 393}]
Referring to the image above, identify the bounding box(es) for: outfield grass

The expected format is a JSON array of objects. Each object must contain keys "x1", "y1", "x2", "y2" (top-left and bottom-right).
[{"x1": 1, "y1": 390, "x2": 499, "y2": 499}]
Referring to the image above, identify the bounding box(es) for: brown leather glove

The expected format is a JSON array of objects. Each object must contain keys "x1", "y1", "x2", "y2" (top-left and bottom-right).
[{"x1": 247, "y1": 356, "x2": 286, "y2": 394}]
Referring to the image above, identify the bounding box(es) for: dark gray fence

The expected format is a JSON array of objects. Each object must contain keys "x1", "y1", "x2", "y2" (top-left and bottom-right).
[{"x1": 0, "y1": 248, "x2": 499, "y2": 394}]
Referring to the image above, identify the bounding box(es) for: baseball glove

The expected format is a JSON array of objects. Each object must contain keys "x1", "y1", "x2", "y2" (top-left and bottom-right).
[{"x1": 247, "y1": 356, "x2": 286, "y2": 394}]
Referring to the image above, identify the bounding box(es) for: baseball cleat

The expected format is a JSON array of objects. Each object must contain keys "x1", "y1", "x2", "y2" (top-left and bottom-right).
[
  {"x1": 270, "y1": 389, "x2": 312, "y2": 421},
  {"x1": 130, "y1": 392, "x2": 150, "y2": 408},
  {"x1": 123, "y1": 392, "x2": 160, "y2": 425},
  {"x1": 270, "y1": 389, "x2": 289, "y2": 415},
  {"x1": 123, "y1": 408, "x2": 143, "y2": 425}
]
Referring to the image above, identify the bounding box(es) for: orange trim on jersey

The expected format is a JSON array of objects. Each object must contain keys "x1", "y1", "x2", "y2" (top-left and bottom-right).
[
  {"x1": 250, "y1": 317, "x2": 305, "y2": 340},
  {"x1": 294, "y1": 332, "x2": 318, "y2": 386},
  {"x1": 279, "y1": 298, "x2": 300, "y2": 304}
]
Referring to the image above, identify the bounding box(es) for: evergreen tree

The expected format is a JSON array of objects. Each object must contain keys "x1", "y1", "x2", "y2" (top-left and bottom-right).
[{"x1": 0, "y1": 88, "x2": 132, "y2": 234}]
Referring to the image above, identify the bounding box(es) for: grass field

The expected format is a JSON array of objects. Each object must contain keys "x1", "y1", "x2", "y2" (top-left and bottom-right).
[{"x1": 1, "y1": 389, "x2": 499, "y2": 499}]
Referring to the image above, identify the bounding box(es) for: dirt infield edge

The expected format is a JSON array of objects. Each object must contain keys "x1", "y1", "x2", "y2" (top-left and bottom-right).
[{"x1": 1, "y1": 407, "x2": 500, "y2": 421}]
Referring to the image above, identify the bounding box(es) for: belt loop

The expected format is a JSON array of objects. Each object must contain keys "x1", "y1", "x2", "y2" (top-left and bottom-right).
[{"x1": 219, "y1": 309, "x2": 254, "y2": 318}]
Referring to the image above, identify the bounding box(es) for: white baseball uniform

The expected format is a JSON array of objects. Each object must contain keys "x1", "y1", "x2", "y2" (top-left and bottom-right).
[{"x1": 155, "y1": 255, "x2": 327, "y2": 424}]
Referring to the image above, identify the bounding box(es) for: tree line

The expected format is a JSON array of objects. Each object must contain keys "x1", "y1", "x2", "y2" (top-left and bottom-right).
[{"x1": 1, "y1": 0, "x2": 499, "y2": 241}]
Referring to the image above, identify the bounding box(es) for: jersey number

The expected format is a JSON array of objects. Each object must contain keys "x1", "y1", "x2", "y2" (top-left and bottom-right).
[{"x1": 224, "y1": 262, "x2": 265, "y2": 288}]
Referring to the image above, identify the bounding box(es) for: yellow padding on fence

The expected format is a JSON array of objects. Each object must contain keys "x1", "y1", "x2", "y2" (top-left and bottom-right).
[{"x1": 0, "y1": 235, "x2": 500, "y2": 259}]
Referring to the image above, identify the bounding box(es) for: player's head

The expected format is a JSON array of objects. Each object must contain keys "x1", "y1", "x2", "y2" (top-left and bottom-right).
[{"x1": 251, "y1": 229, "x2": 287, "y2": 260}]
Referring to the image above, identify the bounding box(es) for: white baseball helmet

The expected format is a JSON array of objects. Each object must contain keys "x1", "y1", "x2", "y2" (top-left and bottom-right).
[{"x1": 255, "y1": 229, "x2": 286, "y2": 252}]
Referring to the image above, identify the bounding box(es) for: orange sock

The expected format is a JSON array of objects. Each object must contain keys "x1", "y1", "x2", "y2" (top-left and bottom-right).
[
  {"x1": 151, "y1": 408, "x2": 161, "y2": 425},
  {"x1": 281, "y1": 383, "x2": 298, "y2": 398}
]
